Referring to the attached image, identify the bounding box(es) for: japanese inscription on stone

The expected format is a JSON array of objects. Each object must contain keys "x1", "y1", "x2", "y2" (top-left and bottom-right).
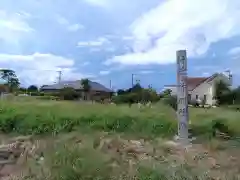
[{"x1": 176, "y1": 50, "x2": 189, "y2": 144}]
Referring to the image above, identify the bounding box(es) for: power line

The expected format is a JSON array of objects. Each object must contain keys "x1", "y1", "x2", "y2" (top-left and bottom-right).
[{"x1": 131, "y1": 74, "x2": 134, "y2": 88}]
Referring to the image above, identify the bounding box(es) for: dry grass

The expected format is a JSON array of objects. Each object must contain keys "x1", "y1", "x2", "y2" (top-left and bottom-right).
[
  {"x1": 0, "y1": 98, "x2": 239, "y2": 179},
  {"x1": 1, "y1": 132, "x2": 239, "y2": 180}
]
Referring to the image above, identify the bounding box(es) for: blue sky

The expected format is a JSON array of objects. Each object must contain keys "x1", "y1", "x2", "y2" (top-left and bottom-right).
[{"x1": 0, "y1": 0, "x2": 240, "y2": 91}]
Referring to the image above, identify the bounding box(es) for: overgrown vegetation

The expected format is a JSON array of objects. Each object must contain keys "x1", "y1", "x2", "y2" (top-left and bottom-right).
[
  {"x1": 0, "y1": 69, "x2": 20, "y2": 92},
  {"x1": 35, "y1": 137, "x2": 214, "y2": 180},
  {"x1": 112, "y1": 83, "x2": 160, "y2": 104},
  {"x1": 17, "y1": 130, "x2": 240, "y2": 180},
  {"x1": 0, "y1": 99, "x2": 240, "y2": 140},
  {"x1": 0, "y1": 100, "x2": 177, "y2": 138},
  {"x1": 214, "y1": 80, "x2": 240, "y2": 105},
  {"x1": 1, "y1": 69, "x2": 240, "y2": 179}
]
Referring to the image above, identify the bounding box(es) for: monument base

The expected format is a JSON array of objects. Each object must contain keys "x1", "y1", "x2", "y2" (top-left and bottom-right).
[{"x1": 173, "y1": 134, "x2": 196, "y2": 149}]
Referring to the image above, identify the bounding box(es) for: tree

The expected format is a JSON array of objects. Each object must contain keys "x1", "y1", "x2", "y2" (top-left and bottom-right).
[
  {"x1": 113, "y1": 82, "x2": 160, "y2": 104},
  {"x1": 81, "y1": 78, "x2": 91, "y2": 100},
  {"x1": 232, "y1": 87, "x2": 240, "y2": 104},
  {"x1": 214, "y1": 80, "x2": 231, "y2": 105},
  {"x1": 117, "y1": 89, "x2": 125, "y2": 95},
  {"x1": 218, "y1": 86, "x2": 240, "y2": 105},
  {"x1": 59, "y1": 87, "x2": 79, "y2": 100},
  {"x1": 0, "y1": 69, "x2": 20, "y2": 92},
  {"x1": 27, "y1": 85, "x2": 38, "y2": 92},
  {"x1": 128, "y1": 83, "x2": 142, "y2": 93},
  {"x1": 19, "y1": 87, "x2": 27, "y2": 92},
  {"x1": 162, "y1": 89, "x2": 172, "y2": 97},
  {"x1": 18, "y1": 87, "x2": 27, "y2": 94},
  {"x1": 163, "y1": 95, "x2": 177, "y2": 110}
]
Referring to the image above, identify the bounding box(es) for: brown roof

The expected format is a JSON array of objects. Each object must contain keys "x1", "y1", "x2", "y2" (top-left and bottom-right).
[
  {"x1": 165, "y1": 73, "x2": 219, "y2": 91},
  {"x1": 187, "y1": 77, "x2": 208, "y2": 91}
]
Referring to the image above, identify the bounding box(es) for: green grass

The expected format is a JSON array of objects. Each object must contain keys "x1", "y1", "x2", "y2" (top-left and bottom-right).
[
  {"x1": 1, "y1": 99, "x2": 240, "y2": 179},
  {"x1": 0, "y1": 99, "x2": 240, "y2": 139},
  {"x1": 189, "y1": 106, "x2": 240, "y2": 138},
  {"x1": 0, "y1": 99, "x2": 177, "y2": 138}
]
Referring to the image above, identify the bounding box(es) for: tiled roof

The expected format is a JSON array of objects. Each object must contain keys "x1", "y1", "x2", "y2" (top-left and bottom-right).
[
  {"x1": 187, "y1": 77, "x2": 208, "y2": 91},
  {"x1": 164, "y1": 73, "x2": 219, "y2": 91},
  {"x1": 41, "y1": 80, "x2": 112, "y2": 92},
  {"x1": 164, "y1": 72, "x2": 232, "y2": 92}
]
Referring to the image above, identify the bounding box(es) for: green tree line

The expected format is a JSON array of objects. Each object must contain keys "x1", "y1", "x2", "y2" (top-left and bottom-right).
[{"x1": 1, "y1": 69, "x2": 240, "y2": 107}]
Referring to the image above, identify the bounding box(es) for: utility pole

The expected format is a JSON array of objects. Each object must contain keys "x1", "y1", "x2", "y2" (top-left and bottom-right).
[
  {"x1": 224, "y1": 70, "x2": 232, "y2": 86},
  {"x1": 57, "y1": 71, "x2": 62, "y2": 84},
  {"x1": 131, "y1": 74, "x2": 134, "y2": 88},
  {"x1": 109, "y1": 80, "x2": 112, "y2": 89}
]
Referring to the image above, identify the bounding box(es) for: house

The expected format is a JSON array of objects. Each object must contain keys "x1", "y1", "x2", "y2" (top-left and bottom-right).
[
  {"x1": 40, "y1": 80, "x2": 113, "y2": 100},
  {"x1": 163, "y1": 72, "x2": 232, "y2": 105},
  {"x1": 0, "y1": 78, "x2": 8, "y2": 95}
]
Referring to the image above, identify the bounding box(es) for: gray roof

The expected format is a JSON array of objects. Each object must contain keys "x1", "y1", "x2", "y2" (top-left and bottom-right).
[{"x1": 41, "y1": 80, "x2": 112, "y2": 92}]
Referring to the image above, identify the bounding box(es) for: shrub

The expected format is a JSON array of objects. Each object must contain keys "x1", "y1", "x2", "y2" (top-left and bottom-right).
[
  {"x1": 189, "y1": 99, "x2": 198, "y2": 107},
  {"x1": 29, "y1": 92, "x2": 40, "y2": 96},
  {"x1": 36, "y1": 95, "x2": 59, "y2": 100},
  {"x1": 112, "y1": 90, "x2": 160, "y2": 105},
  {"x1": 0, "y1": 100, "x2": 239, "y2": 142},
  {"x1": 39, "y1": 92, "x2": 45, "y2": 96},
  {"x1": 59, "y1": 87, "x2": 79, "y2": 100},
  {"x1": 112, "y1": 93, "x2": 138, "y2": 104},
  {"x1": 162, "y1": 95, "x2": 177, "y2": 111},
  {"x1": 46, "y1": 144, "x2": 200, "y2": 180},
  {"x1": 48, "y1": 145, "x2": 113, "y2": 180},
  {"x1": 0, "y1": 102, "x2": 177, "y2": 138}
]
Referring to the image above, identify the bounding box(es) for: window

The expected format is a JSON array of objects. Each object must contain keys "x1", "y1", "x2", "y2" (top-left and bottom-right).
[
  {"x1": 203, "y1": 94, "x2": 207, "y2": 103},
  {"x1": 188, "y1": 94, "x2": 191, "y2": 102},
  {"x1": 196, "y1": 95, "x2": 199, "y2": 100}
]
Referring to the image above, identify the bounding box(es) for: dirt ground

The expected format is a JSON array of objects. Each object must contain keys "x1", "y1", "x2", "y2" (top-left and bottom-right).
[{"x1": 0, "y1": 133, "x2": 240, "y2": 179}]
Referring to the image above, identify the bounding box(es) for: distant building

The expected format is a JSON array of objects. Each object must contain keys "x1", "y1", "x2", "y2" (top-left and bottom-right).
[
  {"x1": 0, "y1": 78, "x2": 8, "y2": 95},
  {"x1": 40, "y1": 80, "x2": 113, "y2": 100},
  {"x1": 163, "y1": 72, "x2": 232, "y2": 105}
]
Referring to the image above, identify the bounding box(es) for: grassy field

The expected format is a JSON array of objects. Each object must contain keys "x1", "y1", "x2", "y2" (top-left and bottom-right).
[
  {"x1": 0, "y1": 98, "x2": 240, "y2": 179},
  {"x1": 0, "y1": 98, "x2": 239, "y2": 138}
]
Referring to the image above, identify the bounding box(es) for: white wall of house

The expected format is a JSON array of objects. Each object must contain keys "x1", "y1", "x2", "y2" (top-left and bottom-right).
[
  {"x1": 189, "y1": 74, "x2": 231, "y2": 105},
  {"x1": 163, "y1": 86, "x2": 177, "y2": 96},
  {"x1": 163, "y1": 73, "x2": 231, "y2": 105},
  {"x1": 189, "y1": 82, "x2": 213, "y2": 105}
]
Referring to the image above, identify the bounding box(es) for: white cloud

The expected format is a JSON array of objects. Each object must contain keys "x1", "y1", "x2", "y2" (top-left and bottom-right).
[
  {"x1": 228, "y1": 47, "x2": 240, "y2": 56},
  {"x1": 202, "y1": 72, "x2": 211, "y2": 76},
  {"x1": 83, "y1": 0, "x2": 111, "y2": 8},
  {"x1": 0, "y1": 53, "x2": 90, "y2": 86},
  {"x1": 105, "y1": 47, "x2": 115, "y2": 52},
  {"x1": 0, "y1": 10, "x2": 34, "y2": 44},
  {"x1": 106, "y1": 0, "x2": 240, "y2": 65},
  {"x1": 68, "y1": 24, "x2": 84, "y2": 32},
  {"x1": 89, "y1": 47, "x2": 101, "y2": 52},
  {"x1": 82, "y1": 62, "x2": 90, "y2": 66},
  {"x1": 139, "y1": 70, "x2": 154, "y2": 74},
  {"x1": 77, "y1": 37, "x2": 110, "y2": 47},
  {"x1": 56, "y1": 16, "x2": 69, "y2": 25},
  {"x1": 194, "y1": 65, "x2": 218, "y2": 71},
  {"x1": 122, "y1": 36, "x2": 134, "y2": 41},
  {"x1": 89, "y1": 46, "x2": 115, "y2": 52},
  {"x1": 99, "y1": 70, "x2": 110, "y2": 75},
  {"x1": 56, "y1": 15, "x2": 84, "y2": 32}
]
